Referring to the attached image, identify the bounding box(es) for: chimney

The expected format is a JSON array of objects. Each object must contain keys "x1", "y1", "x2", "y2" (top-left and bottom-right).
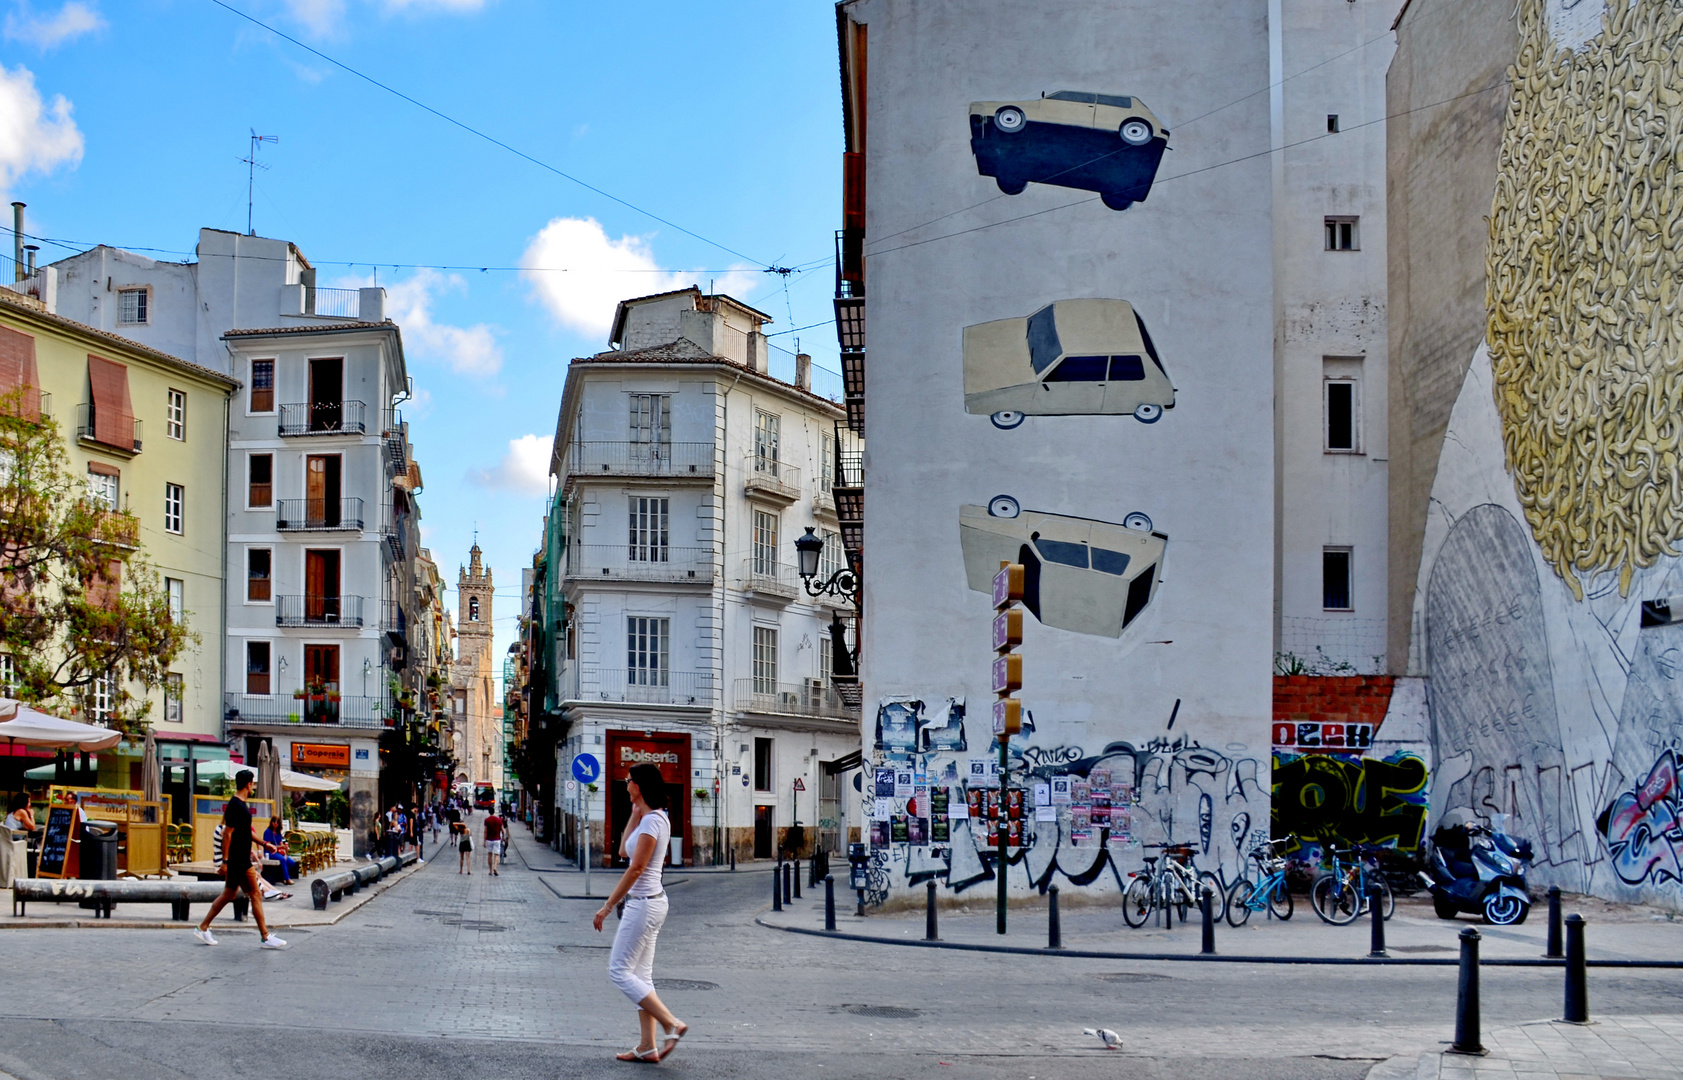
[
  {"x1": 11, "y1": 202, "x2": 23, "y2": 283},
  {"x1": 795, "y1": 353, "x2": 812, "y2": 392},
  {"x1": 24, "y1": 245, "x2": 37, "y2": 276},
  {"x1": 746, "y1": 330, "x2": 768, "y2": 373}
]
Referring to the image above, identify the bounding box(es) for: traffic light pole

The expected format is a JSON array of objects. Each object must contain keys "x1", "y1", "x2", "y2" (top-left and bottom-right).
[{"x1": 991, "y1": 563, "x2": 1025, "y2": 938}]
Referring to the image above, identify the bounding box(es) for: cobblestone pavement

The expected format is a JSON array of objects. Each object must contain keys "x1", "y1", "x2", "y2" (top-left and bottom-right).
[
  {"x1": 1367, "y1": 1014, "x2": 1683, "y2": 1080},
  {"x1": 0, "y1": 828, "x2": 1676, "y2": 1080}
]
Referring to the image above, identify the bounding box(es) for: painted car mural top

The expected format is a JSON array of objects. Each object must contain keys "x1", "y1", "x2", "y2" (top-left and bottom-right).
[
  {"x1": 969, "y1": 91, "x2": 1170, "y2": 211},
  {"x1": 963, "y1": 299, "x2": 1174, "y2": 428},
  {"x1": 959, "y1": 497, "x2": 1165, "y2": 638}
]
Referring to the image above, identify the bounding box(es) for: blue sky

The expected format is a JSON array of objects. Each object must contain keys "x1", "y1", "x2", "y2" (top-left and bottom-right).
[{"x1": 1, "y1": 0, "x2": 844, "y2": 667}]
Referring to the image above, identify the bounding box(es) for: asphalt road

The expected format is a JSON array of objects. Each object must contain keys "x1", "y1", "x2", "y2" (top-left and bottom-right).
[{"x1": 0, "y1": 834, "x2": 1676, "y2": 1080}]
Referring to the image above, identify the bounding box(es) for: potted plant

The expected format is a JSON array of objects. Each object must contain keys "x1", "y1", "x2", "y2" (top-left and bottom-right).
[
  {"x1": 694, "y1": 788, "x2": 710, "y2": 802},
  {"x1": 287, "y1": 712, "x2": 301, "y2": 724},
  {"x1": 293, "y1": 689, "x2": 307, "y2": 700},
  {"x1": 327, "y1": 691, "x2": 341, "y2": 703}
]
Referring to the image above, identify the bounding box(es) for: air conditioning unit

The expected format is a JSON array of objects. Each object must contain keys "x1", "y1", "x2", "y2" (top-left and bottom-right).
[{"x1": 778, "y1": 691, "x2": 801, "y2": 709}]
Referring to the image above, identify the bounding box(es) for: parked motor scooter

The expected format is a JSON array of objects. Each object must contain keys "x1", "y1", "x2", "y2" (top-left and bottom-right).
[{"x1": 1419, "y1": 811, "x2": 1534, "y2": 925}]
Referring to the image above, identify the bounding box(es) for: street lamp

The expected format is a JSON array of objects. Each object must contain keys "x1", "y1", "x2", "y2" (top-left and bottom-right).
[{"x1": 794, "y1": 527, "x2": 858, "y2": 601}]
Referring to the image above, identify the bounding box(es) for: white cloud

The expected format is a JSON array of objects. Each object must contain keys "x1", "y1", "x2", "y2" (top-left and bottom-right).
[
  {"x1": 275, "y1": 0, "x2": 345, "y2": 37},
  {"x1": 468, "y1": 434, "x2": 551, "y2": 496},
  {"x1": 335, "y1": 268, "x2": 503, "y2": 378},
  {"x1": 381, "y1": 0, "x2": 486, "y2": 10},
  {"x1": 0, "y1": 63, "x2": 82, "y2": 194},
  {"x1": 519, "y1": 216, "x2": 759, "y2": 341},
  {"x1": 4, "y1": 2, "x2": 103, "y2": 48}
]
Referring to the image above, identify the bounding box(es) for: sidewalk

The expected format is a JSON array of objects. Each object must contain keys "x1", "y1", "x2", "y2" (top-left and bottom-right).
[{"x1": 1367, "y1": 1015, "x2": 1683, "y2": 1080}]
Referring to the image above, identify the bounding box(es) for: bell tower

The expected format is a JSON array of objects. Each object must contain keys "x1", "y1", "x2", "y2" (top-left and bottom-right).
[{"x1": 457, "y1": 543, "x2": 493, "y2": 665}]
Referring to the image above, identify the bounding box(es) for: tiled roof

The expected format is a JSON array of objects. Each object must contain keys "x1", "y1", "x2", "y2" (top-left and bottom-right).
[
  {"x1": 571, "y1": 338, "x2": 843, "y2": 411},
  {"x1": 0, "y1": 289, "x2": 239, "y2": 389},
  {"x1": 224, "y1": 321, "x2": 395, "y2": 337}
]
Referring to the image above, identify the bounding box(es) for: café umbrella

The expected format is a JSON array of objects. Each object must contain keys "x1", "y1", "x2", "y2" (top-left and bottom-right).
[
  {"x1": 0, "y1": 701, "x2": 122, "y2": 752},
  {"x1": 140, "y1": 727, "x2": 160, "y2": 802}
]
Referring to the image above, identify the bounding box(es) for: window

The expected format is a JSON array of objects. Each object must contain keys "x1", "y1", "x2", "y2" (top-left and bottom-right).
[
  {"x1": 164, "y1": 483, "x2": 184, "y2": 534},
  {"x1": 1325, "y1": 216, "x2": 1360, "y2": 251},
  {"x1": 248, "y1": 453, "x2": 273, "y2": 508},
  {"x1": 1045, "y1": 355, "x2": 1109, "y2": 382},
  {"x1": 0, "y1": 653, "x2": 14, "y2": 697},
  {"x1": 819, "y1": 528, "x2": 843, "y2": 581},
  {"x1": 249, "y1": 359, "x2": 274, "y2": 413},
  {"x1": 753, "y1": 626, "x2": 778, "y2": 695},
  {"x1": 86, "y1": 466, "x2": 118, "y2": 510},
  {"x1": 629, "y1": 394, "x2": 671, "y2": 448},
  {"x1": 627, "y1": 616, "x2": 670, "y2": 687},
  {"x1": 469, "y1": 596, "x2": 480, "y2": 622},
  {"x1": 1327, "y1": 114, "x2": 1340, "y2": 134},
  {"x1": 820, "y1": 432, "x2": 835, "y2": 493},
  {"x1": 754, "y1": 410, "x2": 780, "y2": 469},
  {"x1": 247, "y1": 548, "x2": 271, "y2": 602},
  {"x1": 89, "y1": 670, "x2": 115, "y2": 722},
  {"x1": 246, "y1": 641, "x2": 271, "y2": 695},
  {"x1": 118, "y1": 288, "x2": 148, "y2": 326},
  {"x1": 629, "y1": 497, "x2": 669, "y2": 563},
  {"x1": 1324, "y1": 357, "x2": 1363, "y2": 453},
  {"x1": 752, "y1": 510, "x2": 779, "y2": 575},
  {"x1": 1323, "y1": 548, "x2": 1353, "y2": 611},
  {"x1": 166, "y1": 578, "x2": 184, "y2": 623},
  {"x1": 1111, "y1": 355, "x2": 1146, "y2": 381},
  {"x1": 166, "y1": 389, "x2": 185, "y2": 441},
  {"x1": 753, "y1": 736, "x2": 773, "y2": 792},
  {"x1": 163, "y1": 673, "x2": 184, "y2": 723}
]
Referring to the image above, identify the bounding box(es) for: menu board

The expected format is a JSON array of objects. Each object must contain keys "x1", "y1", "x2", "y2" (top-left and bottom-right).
[{"x1": 37, "y1": 804, "x2": 79, "y2": 879}]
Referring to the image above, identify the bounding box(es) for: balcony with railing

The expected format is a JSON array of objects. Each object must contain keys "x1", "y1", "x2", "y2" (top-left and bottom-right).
[
  {"x1": 563, "y1": 441, "x2": 714, "y2": 481},
  {"x1": 740, "y1": 558, "x2": 801, "y2": 600},
  {"x1": 564, "y1": 545, "x2": 715, "y2": 584},
  {"x1": 278, "y1": 399, "x2": 367, "y2": 436},
  {"x1": 559, "y1": 667, "x2": 717, "y2": 707},
  {"x1": 744, "y1": 454, "x2": 801, "y2": 502},
  {"x1": 304, "y1": 286, "x2": 362, "y2": 319},
  {"x1": 224, "y1": 691, "x2": 389, "y2": 729},
  {"x1": 275, "y1": 497, "x2": 364, "y2": 531},
  {"x1": 275, "y1": 594, "x2": 365, "y2": 628},
  {"x1": 75, "y1": 404, "x2": 142, "y2": 455},
  {"x1": 733, "y1": 678, "x2": 858, "y2": 720}
]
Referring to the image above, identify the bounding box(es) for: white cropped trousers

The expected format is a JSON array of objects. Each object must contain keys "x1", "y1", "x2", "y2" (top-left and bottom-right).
[{"x1": 608, "y1": 894, "x2": 668, "y2": 1006}]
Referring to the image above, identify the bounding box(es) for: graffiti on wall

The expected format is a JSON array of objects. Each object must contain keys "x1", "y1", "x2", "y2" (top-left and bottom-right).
[
  {"x1": 1600, "y1": 750, "x2": 1683, "y2": 886},
  {"x1": 1271, "y1": 752, "x2": 1429, "y2": 852}
]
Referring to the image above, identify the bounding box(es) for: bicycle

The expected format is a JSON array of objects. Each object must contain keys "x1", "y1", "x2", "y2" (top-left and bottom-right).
[
  {"x1": 1122, "y1": 842, "x2": 1225, "y2": 928},
  {"x1": 1311, "y1": 844, "x2": 1395, "y2": 925},
  {"x1": 1224, "y1": 834, "x2": 1297, "y2": 926}
]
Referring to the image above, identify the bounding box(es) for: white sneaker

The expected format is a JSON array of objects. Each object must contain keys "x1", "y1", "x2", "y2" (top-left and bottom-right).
[
  {"x1": 193, "y1": 927, "x2": 218, "y2": 946},
  {"x1": 260, "y1": 934, "x2": 288, "y2": 949}
]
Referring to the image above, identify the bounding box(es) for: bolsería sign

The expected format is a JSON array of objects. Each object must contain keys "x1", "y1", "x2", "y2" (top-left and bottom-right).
[{"x1": 619, "y1": 747, "x2": 680, "y2": 765}]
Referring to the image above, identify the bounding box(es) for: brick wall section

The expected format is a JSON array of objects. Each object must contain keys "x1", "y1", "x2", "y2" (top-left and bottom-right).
[{"x1": 1273, "y1": 675, "x2": 1397, "y2": 728}]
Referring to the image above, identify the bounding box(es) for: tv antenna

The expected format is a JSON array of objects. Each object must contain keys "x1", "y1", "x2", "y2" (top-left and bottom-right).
[{"x1": 242, "y1": 129, "x2": 279, "y2": 236}]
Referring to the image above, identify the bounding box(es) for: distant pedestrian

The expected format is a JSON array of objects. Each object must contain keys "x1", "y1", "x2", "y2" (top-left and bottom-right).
[
  {"x1": 195, "y1": 771, "x2": 286, "y2": 949},
  {"x1": 483, "y1": 810, "x2": 505, "y2": 875},
  {"x1": 457, "y1": 818, "x2": 473, "y2": 874},
  {"x1": 592, "y1": 764, "x2": 686, "y2": 1063}
]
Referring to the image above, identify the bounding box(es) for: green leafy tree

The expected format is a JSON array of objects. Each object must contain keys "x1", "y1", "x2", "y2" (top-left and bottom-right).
[{"x1": 0, "y1": 391, "x2": 196, "y2": 731}]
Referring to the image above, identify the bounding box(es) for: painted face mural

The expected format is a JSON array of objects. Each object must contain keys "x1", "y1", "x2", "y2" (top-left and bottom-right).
[{"x1": 968, "y1": 92, "x2": 1170, "y2": 211}]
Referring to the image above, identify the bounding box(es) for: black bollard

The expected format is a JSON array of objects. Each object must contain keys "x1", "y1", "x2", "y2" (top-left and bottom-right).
[
  {"x1": 772, "y1": 865, "x2": 782, "y2": 912},
  {"x1": 925, "y1": 880, "x2": 939, "y2": 941},
  {"x1": 1368, "y1": 882, "x2": 1388, "y2": 958},
  {"x1": 1048, "y1": 885, "x2": 1063, "y2": 950},
  {"x1": 730, "y1": 847, "x2": 736, "y2": 872},
  {"x1": 793, "y1": 859, "x2": 802, "y2": 899},
  {"x1": 1545, "y1": 887, "x2": 1563, "y2": 958},
  {"x1": 856, "y1": 887, "x2": 865, "y2": 918},
  {"x1": 783, "y1": 862, "x2": 792, "y2": 905},
  {"x1": 1563, "y1": 914, "x2": 1589, "y2": 1023},
  {"x1": 824, "y1": 875, "x2": 836, "y2": 931},
  {"x1": 1200, "y1": 886, "x2": 1215, "y2": 955},
  {"x1": 1450, "y1": 927, "x2": 1485, "y2": 1055}
]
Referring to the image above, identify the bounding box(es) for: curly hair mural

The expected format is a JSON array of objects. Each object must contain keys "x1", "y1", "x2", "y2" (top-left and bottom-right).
[{"x1": 1486, "y1": 0, "x2": 1683, "y2": 601}]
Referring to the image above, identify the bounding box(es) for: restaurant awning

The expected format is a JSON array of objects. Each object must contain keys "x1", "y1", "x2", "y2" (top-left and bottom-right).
[{"x1": 0, "y1": 701, "x2": 122, "y2": 751}]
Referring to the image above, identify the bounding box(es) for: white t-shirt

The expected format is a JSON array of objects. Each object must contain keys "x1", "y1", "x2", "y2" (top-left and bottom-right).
[{"x1": 623, "y1": 809, "x2": 670, "y2": 897}]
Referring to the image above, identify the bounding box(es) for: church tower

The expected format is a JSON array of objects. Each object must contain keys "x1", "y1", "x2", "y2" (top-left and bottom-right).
[
  {"x1": 457, "y1": 543, "x2": 493, "y2": 665},
  {"x1": 454, "y1": 543, "x2": 498, "y2": 787}
]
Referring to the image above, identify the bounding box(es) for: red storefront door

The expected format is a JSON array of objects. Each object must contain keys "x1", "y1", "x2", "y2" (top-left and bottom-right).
[{"x1": 605, "y1": 730, "x2": 689, "y2": 867}]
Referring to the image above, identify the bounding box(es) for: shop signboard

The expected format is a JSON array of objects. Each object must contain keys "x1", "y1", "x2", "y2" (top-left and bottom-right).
[
  {"x1": 292, "y1": 743, "x2": 352, "y2": 769},
  {"x1": 605, "y1": 730, "x2": 689, "y2": 867}
]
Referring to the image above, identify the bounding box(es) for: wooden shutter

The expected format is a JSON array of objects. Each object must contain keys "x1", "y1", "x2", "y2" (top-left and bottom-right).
[
  {"x1": 87, "y1": 355, "x2": 135, "y2": 449},
  {"x1": 0, "y1": 326, "x2": 41, "y2": 420}
]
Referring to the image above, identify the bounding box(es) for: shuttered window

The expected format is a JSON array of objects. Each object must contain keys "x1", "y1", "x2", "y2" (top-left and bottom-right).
[
  {"x1": 0, "y1": 325, "x2": 41, "y2": 420},
  {"x1": 87, "y1": 355, "x2": 136, "y2": 450}
]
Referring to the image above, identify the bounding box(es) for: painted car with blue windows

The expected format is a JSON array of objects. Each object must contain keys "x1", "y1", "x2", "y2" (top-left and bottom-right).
[
  {"x1": 969, "y1": 91, "x2": 1170, "y2": 210},
  {"x1": 958, "y1": 497, "x2": 1165, "y2": 638},
  {"x1": 963, "y1": 298, "x2": 1174, "y2": 428}
]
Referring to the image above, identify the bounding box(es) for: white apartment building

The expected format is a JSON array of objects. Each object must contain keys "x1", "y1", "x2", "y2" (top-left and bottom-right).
[{"x1": 550, "y1": 288, "x2": 863, "y2": 868}]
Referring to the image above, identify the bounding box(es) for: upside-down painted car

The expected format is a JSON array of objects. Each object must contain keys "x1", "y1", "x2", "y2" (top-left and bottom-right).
[
  {"x1": 968, "y1": 91, "x2": 1170, "y2": 210},
  {"x1": 958, "y1": 497, "x2": 1166, "y2": 638}
]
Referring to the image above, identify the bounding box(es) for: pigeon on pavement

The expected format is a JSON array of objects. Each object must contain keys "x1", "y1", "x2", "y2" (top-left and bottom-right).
[{"x1": 1083, "y1": 1028, "x2": 1123, "y2": 1050}]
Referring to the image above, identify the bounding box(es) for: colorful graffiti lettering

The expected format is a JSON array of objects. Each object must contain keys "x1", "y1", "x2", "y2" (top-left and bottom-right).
[
  {"x1": 1271, "y1": 752, "x2": 1430, "y2": 851},
  {"x1": 1599, "y1": 750, "x2": 1683, "y2": 886}
]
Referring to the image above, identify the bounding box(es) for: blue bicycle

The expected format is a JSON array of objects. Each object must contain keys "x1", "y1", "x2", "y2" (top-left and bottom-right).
[{"x1": 1225, "y1": 835, "x2": 1296, "y2": 926}]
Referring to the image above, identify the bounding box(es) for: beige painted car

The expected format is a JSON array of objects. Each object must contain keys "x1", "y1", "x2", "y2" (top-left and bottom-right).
[
  {"x1": 963, "y1": 299, "x2": 1174, "y2": 429},
  {"x1": 958, "y1": 496, "x2": 1166, "y2": 638},
  {"x1": 968, "y1": 92, "x2": 1171, "y2": 210}
]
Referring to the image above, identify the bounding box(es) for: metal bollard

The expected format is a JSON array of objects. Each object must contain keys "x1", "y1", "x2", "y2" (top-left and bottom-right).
[
  {"x1": 1563, "y1": 914, "x2": 1589, "y2": 1023},
  {"x1": 1450, "y1": 927, "x2": 1485, "y2": 1055},
  {"x1": 1368, "y1": 882, "x2": 1388, "y2": 958},
  {"x1": 856, "y1": 887, "x2": 865, "y2": 918},
  {"x1": 1200, "y1": 886, "x2": 1215, "y2": 955},
  {"x1": 925, "y1": 880, "x2": 939, "y2": 941},
  {"x1": 1545, "y1": 886, "x2": 1563, "y2": 959},
  {"x1": 824, "y1": 875, "x2": 836, "y2": 931},
  {"x1": 730, "y1": 847, "x2": 736, "y2": 872},
  {"x1": 772, "y1": 865, "x2": 782, "y2": 912},
  {"x1": 1048, "y1": 885, "x2": 1063, "y2": 950},
  {"x1": 793, "y1": 859, "x2": 802, "y2": 899},
  {"x1": 783, "y1": 862, "x2": 792, "y2": 905}
]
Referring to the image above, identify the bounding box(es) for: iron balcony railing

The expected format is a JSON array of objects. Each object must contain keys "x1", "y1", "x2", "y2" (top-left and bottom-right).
[
  {"x1": 733, "y1": 678, "x2": 858, "y2": 720},
  {"x1": 564, "y1": 545, "x2": 715, "y2": 584},
  {"x1": 740, "y1": 558, "x2": 801, "y2": 599},
  {"x1": 223, "y1": 691, "x2": 389, "y2": 729},
  {"x1": 563, "y1": 441, "x2": 715, "y2": 480},
  {"x1": 275, "y1": 497, "x2": 364, "y2": 531},
  {"x1": 303, "y1": 286, "x2": 362, "y2": 319},
  {"x1": 745, "y1": 454, "x2": 801, "y2": 500},
  {"x1": 274, "y1": 594, "x2": 365, "y2": 627},
  {"x1": 559, "y1": 667, "x2": 717, "y2": 707},
  {"x1": 278, "y1": 400, "x2": 367, "y2": 436},
  {"x1": 75, "y1": 403, "x2": 142, "y2": 453}
]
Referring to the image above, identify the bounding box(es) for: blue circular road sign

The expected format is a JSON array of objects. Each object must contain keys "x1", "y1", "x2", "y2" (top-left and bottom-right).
[{"x1": 571, "y1": 753, "x2": 601, "y2": 784}]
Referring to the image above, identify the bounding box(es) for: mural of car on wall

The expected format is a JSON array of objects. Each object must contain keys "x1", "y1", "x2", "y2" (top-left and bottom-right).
[
  {"x1": 968, "y1": 91, "x2": 1170, "y2": 210},
  {"x1": 963, "y1": 298, "x2": 1174, "y2": 429},
  {"x1": 959, "y1": 496, "x2": 1165, "y2": 637}
]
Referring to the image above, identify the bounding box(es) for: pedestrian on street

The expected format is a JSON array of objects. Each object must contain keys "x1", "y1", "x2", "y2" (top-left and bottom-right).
[
  {"x1": 483, "y1": 809, "x2": 504, "y2": 875},
  {"x1": 457, "y1": 817, "x2": 473, "y2": 874},
  {"x1": 195, "y1": 770, "x2": 286, "y2": 949},
  {"x1": 592, "y1": 764, "x2": 686, "y2": 1063}
]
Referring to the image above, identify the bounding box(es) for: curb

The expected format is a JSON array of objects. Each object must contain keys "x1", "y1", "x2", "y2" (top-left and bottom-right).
[{"x1": 754, "y1": 916, "x2": 1683, "y2": 968}]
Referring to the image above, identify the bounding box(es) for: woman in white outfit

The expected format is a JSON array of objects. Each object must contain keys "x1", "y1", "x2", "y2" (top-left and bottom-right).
[{"x1": 593, "y1": 763, "x2": 688, "y2": 1063}]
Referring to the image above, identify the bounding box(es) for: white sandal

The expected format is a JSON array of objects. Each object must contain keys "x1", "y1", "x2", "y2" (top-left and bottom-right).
[
  {"x1": 660, "y1": 1020, "x2": 688, "y2": 1060},
  {"x1": 615, "y1": 1046, "x2": 660, "y2": 1064}
]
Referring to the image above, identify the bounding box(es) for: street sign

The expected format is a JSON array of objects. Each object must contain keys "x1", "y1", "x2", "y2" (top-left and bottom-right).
[
  {"x1": 993, "y1": 608, "x2": 1023, "y2": 652},
  {"x1": 564, "y1": 779, "x2": 577, "y2": 794},
  {"x1": 571, "y1": 753, "x2": 601, "y2": 784},
  {"x1": 993, "y1": 563, "x2": 1024, "y2": 609},
  {"x1": 991, "y1": 654, "x2": 1022, "y2": 694},
  {"x1": 992, "y1": 698, "x2": 1021, "y2": 736},
  {"x1": 793, "y1": 778, "x2": 806, "y2": 791}
]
